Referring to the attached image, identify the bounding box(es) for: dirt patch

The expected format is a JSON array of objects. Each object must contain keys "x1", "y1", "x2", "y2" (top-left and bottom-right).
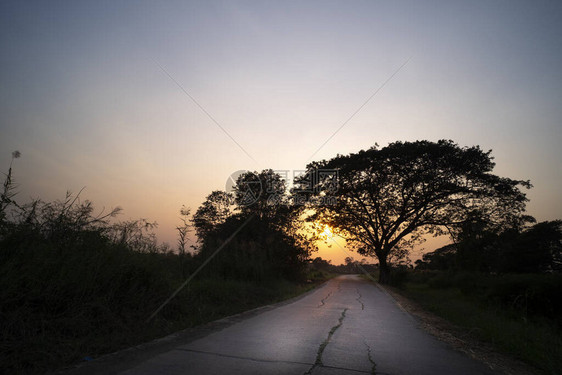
[{"x1": 378, "y1": 284, "x2": 539, "y2": 375}]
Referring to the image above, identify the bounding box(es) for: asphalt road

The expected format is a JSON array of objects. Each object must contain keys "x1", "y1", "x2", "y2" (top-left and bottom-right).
[{"x1": 79, "y1": 275, "x2": 500, "y2": 375}]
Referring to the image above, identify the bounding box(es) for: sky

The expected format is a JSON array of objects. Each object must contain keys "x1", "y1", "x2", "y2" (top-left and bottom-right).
[{"x1": 1, "y1": 1, "x2": 561, "y2": 265}]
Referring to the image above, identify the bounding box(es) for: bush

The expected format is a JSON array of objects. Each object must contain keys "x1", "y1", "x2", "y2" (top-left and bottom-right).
[
  {"x1": 426, "y1": 272, "x2": 455, "y2": 289},
  {"x1": 406, "y1": 270, "x2": 562, "y2": 327},
  {"x1": 197, "y1": 215, "x2": 309, "y2": 283},
  {"x1": 485, "y1": 273, "x2": 562, "y2": 325},
  {"x1": 0, "y1": 234, "x2": 182, "y2": 373},
  {"x1": 405, "y1": 270, "x2": 439, "y2": 284},
  {"x1": 388, "y1": 265, "x2": 411, "y2": 287}
]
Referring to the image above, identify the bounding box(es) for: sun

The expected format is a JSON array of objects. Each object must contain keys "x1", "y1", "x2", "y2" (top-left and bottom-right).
[{"x1": 321, "y1": 225, "x2": 334, "y2": 239}]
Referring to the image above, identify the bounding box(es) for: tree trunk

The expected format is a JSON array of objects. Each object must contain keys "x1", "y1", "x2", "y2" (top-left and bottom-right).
[{"x1": 378, "y1": 256, "x2": 391, "y2": 284}]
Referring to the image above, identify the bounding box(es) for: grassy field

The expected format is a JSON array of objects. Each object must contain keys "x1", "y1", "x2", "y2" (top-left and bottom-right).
[{"x1": 387, "y1": 272, "x2": 562, "y2": 375}]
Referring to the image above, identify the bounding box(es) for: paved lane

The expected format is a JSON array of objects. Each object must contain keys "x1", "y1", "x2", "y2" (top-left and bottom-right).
[{"x1": 105, "y1": 275, "x2": 499, "y2": 374}]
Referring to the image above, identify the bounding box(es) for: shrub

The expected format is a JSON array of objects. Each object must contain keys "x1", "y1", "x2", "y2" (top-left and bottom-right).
[
  {"x1": 485, "y1": 274, "x2": 562, "y2": 325},
  {"x1": 388, "y1": 265, "x2": 411, "y2": 287}
]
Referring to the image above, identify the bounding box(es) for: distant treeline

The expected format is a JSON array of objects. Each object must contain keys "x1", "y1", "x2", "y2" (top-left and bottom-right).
[
  {"x1": 415, "y1": 220, "x2": 562, "y2": 274},
  {"x1": 309, "y1": 256, "x2": 378, "y2": 275}
]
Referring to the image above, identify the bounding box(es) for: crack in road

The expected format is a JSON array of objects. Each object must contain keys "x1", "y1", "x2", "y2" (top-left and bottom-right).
[
  {"x1": 317, "y1": 290, "x2": 333, "y2": 308},
  {"x1": 364, "y1": 340, "x2": 377, "y2": 374},
  {"x1": 337, "y1": 281, "x2": 342, "y2": 291},
  {"x1": 321, "y1": 365, "x2": 374, "y2": 374},
  {"x1": 175, "y1": 348, "x2": 311, "y2": 366},
  {"x1": 304, "y1": 308, "x2": 348, "y2": 375},
  {"x1": 355, "y1": 288, "x2": 365, "y2": 310}
]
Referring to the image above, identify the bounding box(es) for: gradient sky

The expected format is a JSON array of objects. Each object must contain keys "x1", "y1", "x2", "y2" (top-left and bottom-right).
[{"x1": 1, "y1": 1, "x2": 561, "y2": 264}]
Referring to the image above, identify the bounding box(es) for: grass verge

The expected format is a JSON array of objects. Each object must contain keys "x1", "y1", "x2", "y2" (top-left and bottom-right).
[{"x1": 386, "y1": 276, "x2": 562, "y2": 375}]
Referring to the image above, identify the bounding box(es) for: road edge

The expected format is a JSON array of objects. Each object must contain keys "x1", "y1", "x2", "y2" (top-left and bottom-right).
[
  {"x1": 56, "y1": 279, "x2": 331, "y2": 375},
  {"x1": 374, "y1": 282, "x2": 538, "y2": 375}
]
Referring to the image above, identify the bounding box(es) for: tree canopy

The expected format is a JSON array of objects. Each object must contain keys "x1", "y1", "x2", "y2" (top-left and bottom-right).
[
  {"x1": 298, "y1": 140, "x2": 533, "y2": 283},
  {"x1": 192, "y1": 190, "x2": 233, "y2": 241},
  {"x1": 233, "y1": 169, "x2": 287, "y2": 220},
  {"x1": 192, "y1": 169, "x2": 316, "y2": 282}
]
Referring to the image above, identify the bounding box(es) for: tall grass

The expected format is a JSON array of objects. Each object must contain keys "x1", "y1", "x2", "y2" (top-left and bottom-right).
[
  {"x1": 0, "y1": 229, "x2": 317, "y2": 373},
  {"x1": 1, "y1": 238, "x2": 176, "y2": 372},
  {"x1": 395, "y1": 272, "x2": 562, "y2": 374}
]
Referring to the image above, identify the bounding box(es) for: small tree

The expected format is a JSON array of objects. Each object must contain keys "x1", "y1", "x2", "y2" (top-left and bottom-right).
[
  {"x1": 176, "y1": 205, "x2": 191, "y2": 255},
  {"x1": 108, "y1": 218, "x2": 159, "y2": 253},
  {"x1": 1, "y1": 151, "x2": 21, "y2": 232}
]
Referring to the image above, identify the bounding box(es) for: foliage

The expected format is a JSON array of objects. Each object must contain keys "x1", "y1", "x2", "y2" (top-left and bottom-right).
[
  {"x1": 192, "y1": 190, "x2": 233, "y2": 242},
  {"x1": 196, "y1": 214, "x2": 308, "y2": 282},
  {"x1": 105, "y1": 218, "x2": 167, "y2": 253},
  {"x1": 415, "y1": 244, "x2": 457, "y2": 270},
  {"x1": 0, "y1": 233, "x2": 314, "y2": 373},
  {"x1": 299, "y1": 140, "x2": 532, "y2": 283},
  {"x1": 395, "y1": 270, "x2": 562, "y2": 326},
  {"x1": 394, "y1": 271, "x2": 562, "y2": 374},
  {"x1": 192, "y1": 169, "x2": 317, "y2": 282},
  {"x1": 233, "y1": 169, "x2": 286, "y2": 220},
  {"x1": 418, "y1": 220, "x2": 562, "y2": 273},
  {"x1": 499, "y1": 220, "x2": 562, "y2": 273},
  {"x1": 0, "y1": 151, "x2": 21, "y2": 230},
  {"x1": 309, "y1": 256, "x2": 379, "y2": 275},
  {"x1": 176, "y1": 205, "x2": 192, "y2": 255},
  {"x1": 0, "y1": 160, "x2": 321, "y2": 373}
]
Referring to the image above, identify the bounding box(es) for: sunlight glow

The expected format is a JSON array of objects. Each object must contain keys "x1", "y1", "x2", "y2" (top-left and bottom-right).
[{"x1": 321, "y1": 225, "x2": 334, "y2": 239}]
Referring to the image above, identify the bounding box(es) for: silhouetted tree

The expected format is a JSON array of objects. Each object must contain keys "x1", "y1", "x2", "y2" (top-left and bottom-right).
[
  {"x1": 311, "y1": 257, "x2": 332, "y2": 271},
  {"x1": 176, "y1": 205, "x2": 191, "y2": 255},
  {"x1": 193, "y1": 169, "x2": 316, "y2": 281},
  {"x1": 233, "y1": 169, "x2": 317, "y2": 255},
  {"x1": 344, "y1": 256, "x2": 357, "y2": 273},
  {"x1": 498, "y1": 220, "x2": 562, "y2": 273},
  {"x1": 417, "y1": 244, "x2": 457, "y2": 271},
  {"x1": 1, "y1": 151, "x2": 21, "y2": 235},
  {"x1": 419, "y1": 220, "x2": 562, "y2": 273},
  {"x1": 233, "y1": 169, "x2": 286, "y2": 220},
  {"x1": 299, "y1": 140, "x2": 532, "y2": 283},
  {"x1": 196, "y1": 213, "x2": 311, "y2": 281},
  {"x1": 192, "y1": 190, "x2": 233, "y2": 241}
]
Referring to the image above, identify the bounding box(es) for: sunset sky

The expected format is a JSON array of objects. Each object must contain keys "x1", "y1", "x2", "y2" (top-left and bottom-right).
[{"x1": 1, "y1": 1, "x2": 561, "y2": 264}]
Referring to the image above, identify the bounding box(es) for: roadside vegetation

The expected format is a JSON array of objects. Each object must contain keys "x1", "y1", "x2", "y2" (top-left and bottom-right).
[
  {"x1": 378, "y1": 219, "x2": 562, "y2": 375},
  {"x1": 0, "y1": 154, "x2": 327, "y2": 374},
  {"x1": 389, "y1": 272, "x2": 562, "y2": 375},
  {"x1": 3, "y1": 139, "x2": 560, "y2": 374}
]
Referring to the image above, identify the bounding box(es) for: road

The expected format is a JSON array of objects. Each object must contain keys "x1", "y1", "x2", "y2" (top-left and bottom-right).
[{"x1": 80, "y1": 275, "x2": 500, "y2": 375}]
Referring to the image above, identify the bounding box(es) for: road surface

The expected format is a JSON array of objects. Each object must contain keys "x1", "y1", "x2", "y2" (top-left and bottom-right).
[{"x1": 78, "y1": 275, "x2": 499, "y2": 375}]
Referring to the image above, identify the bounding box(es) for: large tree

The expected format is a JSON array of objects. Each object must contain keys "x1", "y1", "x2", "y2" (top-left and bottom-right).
[{"x1": 298, "y1": 140, "x2": 533, "y2": 283}]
